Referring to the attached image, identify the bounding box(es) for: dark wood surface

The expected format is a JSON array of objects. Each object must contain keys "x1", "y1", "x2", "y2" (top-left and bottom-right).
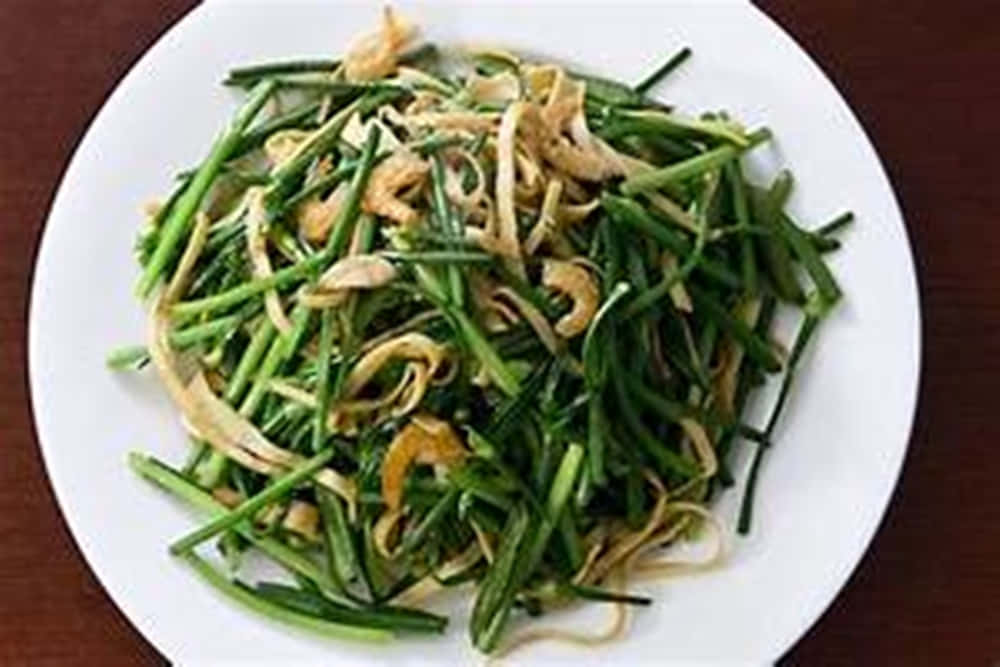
[{"x1": 1, "y1": 1, "x2": 997, "y2": 664}]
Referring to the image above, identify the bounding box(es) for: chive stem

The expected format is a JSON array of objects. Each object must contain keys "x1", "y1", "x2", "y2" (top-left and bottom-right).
[
  {"x1": 129, "y1": 452, "x2": 340, "y2": 592},
  {"x1": 620, "y1": 128, "x2": 770, "y2": 195},
  {"x1": 225, "y1": 58, "x2": 340, "y2": 84},
  {"x1": 181, "y1": 552, "x2": 391, "y2": 642},
  {"x1": 136, "y1": 80, "x2": 276, "y2": 297},
  {"x1": 634, "y1": 47, "x2": 692, "y2": 94},
  {"x1": 170, "y1": 448, "x2": 335, "y2": 555}
]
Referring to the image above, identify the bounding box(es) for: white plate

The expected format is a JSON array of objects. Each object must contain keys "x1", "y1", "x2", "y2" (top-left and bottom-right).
[{"x1": 28, "y1": 1, "x2": 920, "y2": 664}]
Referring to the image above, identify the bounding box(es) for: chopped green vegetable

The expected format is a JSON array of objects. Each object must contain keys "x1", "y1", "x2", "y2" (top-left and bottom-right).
[
  {"x1": 115, "y1": 17, "x2": 850, "y2": 654},
  {"x1": 634, "y1": 47, "x2": 692, "y2": 95}
]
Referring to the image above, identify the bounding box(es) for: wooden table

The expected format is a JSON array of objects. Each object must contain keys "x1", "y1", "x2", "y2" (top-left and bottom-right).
[{"x1": 2, "y1": 2, "x2": 997, "y2": 664}]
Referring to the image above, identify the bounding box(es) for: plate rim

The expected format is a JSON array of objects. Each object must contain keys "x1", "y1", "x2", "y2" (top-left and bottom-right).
[{"x1": 745, "y1": 2, "x2": 923, "y2": 656}]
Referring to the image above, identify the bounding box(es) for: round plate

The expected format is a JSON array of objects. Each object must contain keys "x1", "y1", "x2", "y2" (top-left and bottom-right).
[{"x1": 28, "y1": 1, "x2": 920, "y2": 664}]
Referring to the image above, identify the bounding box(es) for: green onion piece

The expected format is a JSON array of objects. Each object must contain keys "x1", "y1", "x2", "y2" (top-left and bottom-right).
[
  {"x1": 601, "y1": 194, "x2": 741, "y2": 289},
  {"x1": 224, "y1": 58, "x2": 340, "y2": 84},
  {"x1": 558, "y1": 511, "x2": 583, "y2": 572},
  {"x1": 738, "y1": 306, "x2": 822, "y2": 534},
  {"x1": 610, "y1": 369, "x2": 699, "y2": 478},
  {"x1": 279, "y1": 157, "x2": 362, "y2": 213},
  {"x1": 105, "y1": 345, "x2": 150, "y2": 370},
  {"x1": 622, "y1": 169, "x2": 715, "y2": 319},
  {"x1": 136, "y1": 79, "x2": 276, "y2": 297},
  {"x1": 608, "y1": 109, "x2": 748, "y2": 147},
  {"x1": 581, "y1": 282, "x2": 631, "y2": 486},
  {"x1": 170, "y1": 448, "x2": 335, "y2": 554},
  {"x1": 625, "y1": 468, "x2": 645, "y2": 528},
  {"x1": 765, "y1": 308, "x2": 823, "y2": 438},
  {"x1": 225, "y1": 319, "x2": 276, "y2": 404},
  {"x1": 572, "y1": 71, "x2": 647, "y2": 107},
  {"x1": 450, "y1": 467, "x2": 515, "y2": 512},
  {"x1": 171, "y1": 254, "x2": 326, "y2": 321},
  {"x1": 266, "y1": 98, "x2": 361, "y2": 210},
  {"x1": 232, "y1": 100, "x2": 322, "y2": 159},
  {"x1": 475, "y1": 444, "x2": 584, "y2": 652},
  {"x1": 188, "y1": 316, "x2": 277, "y2": 487},
  {"x1": 171, "y1": 314, "x2": 245, "y2": 346},
  {"x1": 688, "y1": 285, "x2": 781, "y2": 373},
  {"x1": 716, "y1": 295, "x2": 776, "y2": 483},
  {"x1": 451, "y1": 307, "x2": 520, "y2": 397},
  {"x1": 325, "y1": 124, "x2": 381, "y2": 257},
  {"x1": 620, "y1": 128, "x2": 770, "y2": 195},
  {"x1": 568, "y1": 583, "x2": 652, "y2": 606},
  {"x1": 311, "y1": 308, "x2": 336, "y2": 453},
  {"x1": 316, "y1": 487, "x2": 364, "y2": 595},
  {"x1": 586, "y1": 393, "x2": 610, "y2": 489},
  {"x1": 815, "y1": 211, "x2": 855, "y2": 237},
  {"x1": 381, "y1": 251, "x2": 492, "y2": 265},
  {"x1": 181, "y1": 552, "x2": 391, "y2": 642},
  {"x1": 254, "y1": 582, "x2": 447, "y2": 633},
  {"x1": 484, "y1": 361, "x2": 550, "y2": 443},
  {"x1": 724, "y1": 160, "x2": 758, "y2": 295},
  {"x1": 534, "y1": 443, "x2": 584, "y2": 559},
  {"x1": 270, "y1": 77, "x2": 406, "y2": 98},
  {"x1": 400, "y1": 488, "x2": 460, "y2": 554},
  {"x1": 625, "y1": 375, "x2": 687, "y2": 423},
  {"x1": 582, "y1": 282, "x2": 632, "y2": 388},
  {"x1": 430, "y1": 154, "x2": 465, "y2": 307},
  {"x1": 135, "y1": 178, "x2": 189, "y2": 267},
  {"x1": 811, "y1": 235, "x2": 842, "y2": 254},
  {"x1": 752, "y1": 174, "x2": 805, "y2": 303},
  {"x1": 598, "y1": 120, "x2": 700, "y2": 157},
  {"x1": 469, "y1": 506, "x2": 532, "y2": 653},
  {"x1": 778, "y1": 213, "x2": 842, "y2": 306},
  {"x1": 237, "y1": 304, "x2": 311, "y2": 424},
  {"x1": 129, "y1": 452, "x2": 341, "y2": 593},
  {"x1": 279, "y1": 302, "x2": 317, "y2": 361},
  {"x1": 634, "y1": 47, "x2": 692, "y2": 95}
]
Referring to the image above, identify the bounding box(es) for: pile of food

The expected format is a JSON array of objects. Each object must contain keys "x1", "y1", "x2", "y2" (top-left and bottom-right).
[{"x1": 112, "y1": 8, "x2": 850, "y2": 654}]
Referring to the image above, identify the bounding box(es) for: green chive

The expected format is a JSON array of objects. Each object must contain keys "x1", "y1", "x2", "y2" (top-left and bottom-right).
[
  {"x1": 170, "y1": 448, "x2": 335, "y2": 555},
  {"x1": 136, "y1": 80, "x2": 276, "y2": 297},
  {"x1": 634, "y1": 47, "x2": 692, "y2": 95}
]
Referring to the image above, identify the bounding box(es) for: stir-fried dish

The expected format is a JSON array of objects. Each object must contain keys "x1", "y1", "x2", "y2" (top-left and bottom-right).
[{"x1": 111, "y1": 8, "x2": 851, "y2": 655}]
